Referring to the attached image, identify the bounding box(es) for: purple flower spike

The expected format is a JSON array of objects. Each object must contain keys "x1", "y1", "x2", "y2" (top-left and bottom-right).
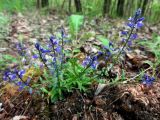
[
  {"x1": 35, "y1": 42, "x2": 40, "y2": 50},
  {"x1": 121, "y1": 8, "x2": 144, "y2": 48},
  {"x1": 135, "y1": 8, "x2": 142, "y2": 17},
  {"x1": 126, "y1": 8, "x2": 144, "y2": 29}
]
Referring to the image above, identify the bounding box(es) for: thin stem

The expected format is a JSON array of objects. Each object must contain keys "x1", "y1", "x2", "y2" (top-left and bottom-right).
[
  {"x1": 123, "y1": 66, "x2": 151, "y2": 83},
  {"x1": 61, "y1": 35, "x2": 64, "y2": 69},
  {"x1": 51, "y1": 44, "x2": 60, "y2": 87},
  {"x1": 16, "y1": 73, "x2": 33, "y2": 88},
  {"x1": 7, "y1": 73, "x2": 33, "y2": 90},
  {"x1": 108, "y1": 27, "x2": 134, "y2": 73},
  {"x1": 78, "y1": 55, "x2": 96, "y2": 78},
  {"x1": 116, "y1": 27, "x2": 134, "y2": 61},
  {"x1": 38, "y1": 50, "x2": 49, "y2": 69}
]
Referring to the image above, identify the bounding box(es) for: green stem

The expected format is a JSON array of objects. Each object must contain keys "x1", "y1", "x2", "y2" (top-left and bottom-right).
[
  {"x1": 115, "y1": 27, "x2": 134, "y2": 61},
  {"x1": 51, "y1": 45, "x2": 60, "y2": 87},
  {"x1": 38, "y1": 50, "x2": 49, "y2": 69},
  {"x1": 61, "y1": 36, "x2": 64, "y2": 70},
  {"x1": 108, "y1": 27, "x2": 134, "y2": 73}
]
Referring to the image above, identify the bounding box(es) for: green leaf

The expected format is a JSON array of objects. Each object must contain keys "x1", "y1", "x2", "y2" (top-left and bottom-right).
[
  {"x1": 69, "y1": 14, "x2": 84, "y2": 37},
  {"x1": 0, "y1": 13, "x2": 9, "y2": 25},
  {"x1": 143, "y1": 60, "x2": 154, "y2": 67},
  {"x1": 121, "y1": 69, "x2": 126, "y2": 81},
  {"x1": 2, "y1": 55, "x2": 17, "y2": 63},
  {"x1": 97, "y1": 35, "x2": 109, "y2": 46},
  {"x1": 41, "y1": 87, "x2": 49, "y2": 94},
  {"x1": 97, "y1": 35, "x2": 113, "y2": 52}
]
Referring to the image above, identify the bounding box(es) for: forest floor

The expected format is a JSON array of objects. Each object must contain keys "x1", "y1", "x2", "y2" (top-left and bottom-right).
[{"x1": 0, "y1": 12, "x2": 160, "y2": 120}]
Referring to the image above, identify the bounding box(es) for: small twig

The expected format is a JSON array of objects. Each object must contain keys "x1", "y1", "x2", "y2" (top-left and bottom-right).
[
  {"x1": 22, "y1": 99, "x2": 32, "y2": 115},
  {"x1": 109, "y1": 91, "x2": 130, "y2": 106},
  {"x1": 76, "y1": 90, "x2": 85, "y2": 103},
  {"x1": 11, "y1": 91, "x2": 23, "y2": 103},
  {"x1": 123, "y1": 66, "x2": 152, "y2": 83}
]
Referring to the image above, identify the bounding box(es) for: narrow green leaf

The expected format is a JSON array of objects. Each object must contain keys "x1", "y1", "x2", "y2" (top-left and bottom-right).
[
  {"x1": 97, "y1": 35, "x2": 113, "y2": 52},
  {"x1": 69, "y1": 14, "x2": 84, "y2": 37}
]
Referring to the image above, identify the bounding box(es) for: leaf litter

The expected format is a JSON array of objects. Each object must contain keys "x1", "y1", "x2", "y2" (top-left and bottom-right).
[{"x1": 0, "y1": 12, "x2": 160, "y2": 120}]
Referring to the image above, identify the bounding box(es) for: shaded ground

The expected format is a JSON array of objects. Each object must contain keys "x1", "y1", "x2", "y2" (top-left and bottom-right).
[{"x1": 0, "y1": 12, "x2": 160, "y2": 120}]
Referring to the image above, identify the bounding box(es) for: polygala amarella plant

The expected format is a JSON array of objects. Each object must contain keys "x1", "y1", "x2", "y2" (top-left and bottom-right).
[{"x1": 3, "y1": 8, "x2": 155, "y2": 102}]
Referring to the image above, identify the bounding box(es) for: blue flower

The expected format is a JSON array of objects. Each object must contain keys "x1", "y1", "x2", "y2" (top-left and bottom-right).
[
  {"x1": 98, "y1": 51, "x2": 103, "y2": 56},
  {"x1": 127, "y1": 40, "x2": 132, "y2": 46},
  {"x1": 82, "y1": 55, "x2": 98, "y2": 69},
  {"x1": 18, "y1": 69, "x2": 25, "y2": 79},
  {"x1": 55, "y1": 46, "x2": 62, "y2": 53},
  {"x1": 91, "y1": 61, "x2": 98, "y2": 69},
  {"x1": 35, "y1": 42, "x2": 40, "y2": 51},
  {"x1": 9, "y1": 74, "x2": 16, "y2": 81},
  {"x1": 16, "y1": 43, "x2": 26, "y2": 56},
  {"x1": 127, "y1": 22, "x2": 134, "y2": 28},
  {"x1": 121, "y1": 31, "x2": 128, "y2": 35},
  {"x1": 136, "y1": 21, "x2": 144, "y2": 29},
  {"x1": 50, "y1": 36, "x2": 58, "y2": 45},
  {"x1": 32, "y1": 54, "x2": 39, "y2": 59},
  {"x1": 82, "y1": 56, "x2": 91, "y2": 67},
  {"x1": 142, "y1": 74, "x2": 155, "y2": 86},
  {"x1": 130, "y1": 33, "x2": 138, "y2": 40},
  {"x1": 3, "y1": 70, "x2": 10, "y2": 81},
  {"x1": 121, "y1": 38, "x2": 126, "y2": 43},
  {"x1": 41, "y1": 53, "x2": 47, "y2": 62},
  {"x1": 17, "y1": 81, "x2": 23, "y2": 86},
  {"x1": 40, "y1": 48, "x2": 51, "y2": 53}
]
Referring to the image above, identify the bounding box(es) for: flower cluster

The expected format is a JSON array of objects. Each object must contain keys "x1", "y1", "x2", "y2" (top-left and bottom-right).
[
  {"x1": 102, "y1": 43, "x2": 113, "y2": 60},
  {"x1": 3, "y1": 69, "x2": 32, "y2": 93},
  {"x1": 49, "y1": 36, "x2": 62, "y2": 54},
  {"x1": 33, "y1": 35, "x2": 63, "y2": 69},
  {"x1": 3, "y1": 29, "x2": 67, "y2": 95},
  {"x1": 82, "y1": 42, "x2": 114, "y2": 69},
  {"x1": 16, "y1": 43, "x2": 27, "y2": 56},
  {"x1": 127, "y1": 8, "x2": 144, "y2": 29},
  {"x1": 121, "y1": 8, "x2": 144, "y2": 47},
  {"x1": 82, "y1": 55, "x2": 98, "y2": 69},
  {"x1": 141, "y1": 74, "x2": 155, "y2": 86}
]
